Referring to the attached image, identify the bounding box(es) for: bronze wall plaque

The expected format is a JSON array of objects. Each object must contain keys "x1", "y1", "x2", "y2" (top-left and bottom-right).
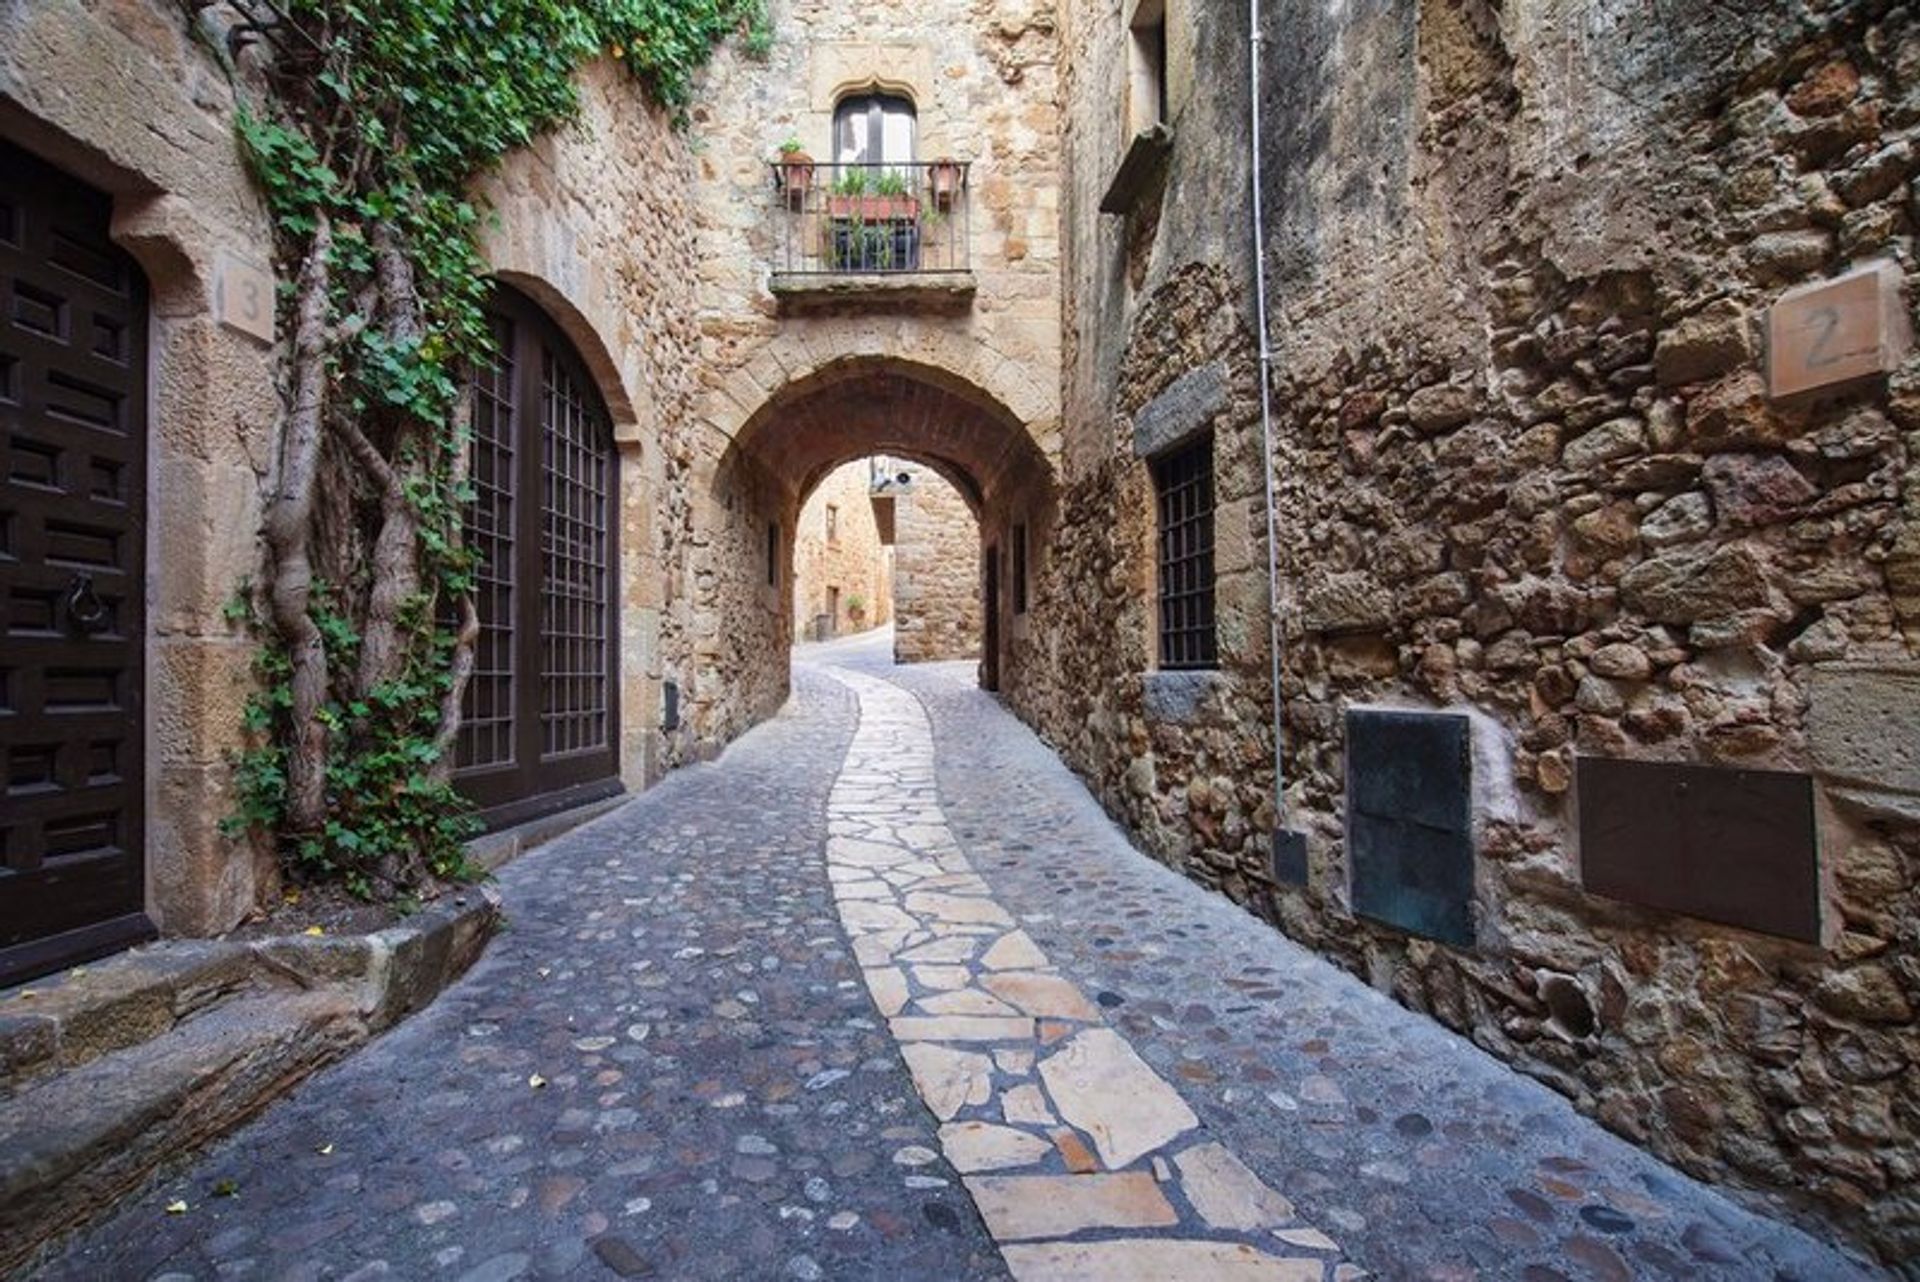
[{"x1": 1577, "y1": 757, "x2": 1819, "y2": 942}]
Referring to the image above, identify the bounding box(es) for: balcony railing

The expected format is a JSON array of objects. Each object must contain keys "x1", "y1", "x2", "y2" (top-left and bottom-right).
[{"x1": 769, "y1": 160, "x2": 972, "y2": 276}]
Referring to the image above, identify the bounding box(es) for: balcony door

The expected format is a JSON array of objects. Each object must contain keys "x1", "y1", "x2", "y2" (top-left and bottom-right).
[{"x1": 833, "y1": 93, "x2": 916, "y2": 168}]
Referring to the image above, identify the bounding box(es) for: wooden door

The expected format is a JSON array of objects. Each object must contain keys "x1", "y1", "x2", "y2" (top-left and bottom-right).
[
  {"x1": 982, "y1": 543, "x2": 1000, "y2": 692},
  {"x1": 0, "y1": 141, "x2": 155, "y2": 983},
  {"x1": 454, "y1": 286, "x2": 621, "y2": 830}
]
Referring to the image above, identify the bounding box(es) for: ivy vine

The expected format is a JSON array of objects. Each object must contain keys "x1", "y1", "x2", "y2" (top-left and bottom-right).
[{"x1": 189, "y1": 0, "x2": 766, "y2": 898}]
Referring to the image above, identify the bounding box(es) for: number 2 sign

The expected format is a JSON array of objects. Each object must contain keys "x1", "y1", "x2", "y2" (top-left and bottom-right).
[{"x1": 1766, "y1": 259, "x2": 1909, "y2": 400}]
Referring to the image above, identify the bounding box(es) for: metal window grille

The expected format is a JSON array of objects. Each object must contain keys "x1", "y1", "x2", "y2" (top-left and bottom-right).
[
  {"x1": 540, "y1": 350, "x2": 612, "y2": 758},
  {"x1": 457, "y1": 314, "x2": 518, "y2": 771},
  {"x1": 1153, "y1": 436, "x2": 1217, "y2": 670}
]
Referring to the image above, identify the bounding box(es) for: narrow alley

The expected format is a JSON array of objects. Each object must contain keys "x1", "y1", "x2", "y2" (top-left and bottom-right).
[{"x1": 36, "y1": 634, "x2": 1878, "y2": 1282}]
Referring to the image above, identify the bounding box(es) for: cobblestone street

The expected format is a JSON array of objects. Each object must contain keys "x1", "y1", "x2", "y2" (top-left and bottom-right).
[{"x1": 37, "y1": 634, "x2": 1885, "y2": 1281}]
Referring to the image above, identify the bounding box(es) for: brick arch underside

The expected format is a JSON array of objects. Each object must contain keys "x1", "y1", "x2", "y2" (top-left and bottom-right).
[{"x1": 726, "y1": 361, "x2": 1052, "y2": 512}]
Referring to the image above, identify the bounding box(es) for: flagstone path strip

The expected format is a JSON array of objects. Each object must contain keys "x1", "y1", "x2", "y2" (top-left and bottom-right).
[{"x1": 818, "y1": 665, "x2": 1347, "y2": 1279}]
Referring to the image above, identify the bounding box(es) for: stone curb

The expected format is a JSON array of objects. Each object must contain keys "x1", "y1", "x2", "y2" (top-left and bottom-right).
[{"x1": 0, "y1": 889, "x2": 500, "y2": 1280}]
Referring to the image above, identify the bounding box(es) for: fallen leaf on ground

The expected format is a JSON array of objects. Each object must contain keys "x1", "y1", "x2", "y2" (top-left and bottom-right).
[
  {"x1": 303, "y1": 925, "x2": 325, "y2": 937},
  {"x1": 212, "y1": 1179, "x2": 239, "y2": 1198},
  {"x1": 528, "y1": 1073, "x2": 548, "y2": 1089},
  {"x1": 317, "y1": 1143, "x2": 334, "y2": 1156},
  {"x1": 165, "y1": 1200, "x2": 188, "y2": 1215}
]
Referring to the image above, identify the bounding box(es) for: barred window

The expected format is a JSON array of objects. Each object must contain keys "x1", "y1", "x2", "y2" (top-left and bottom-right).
[{"x1": 1153, "y1": 435, "x2": 1216, "y2": 670}]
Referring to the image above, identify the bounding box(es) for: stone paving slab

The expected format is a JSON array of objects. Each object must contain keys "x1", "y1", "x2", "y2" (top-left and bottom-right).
[
  {"x1": 834, "y1": 636, "x2": 1891, "y2": 1282},
  {"x1": 35, "y1": 669, "x2": 1005, "y2": 1282}
]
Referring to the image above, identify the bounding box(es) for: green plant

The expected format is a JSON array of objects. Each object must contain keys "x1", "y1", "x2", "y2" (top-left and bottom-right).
[
  {"x1": 778, "y1": 135, "x2": 806, "y2": 156},
  {"x1": 193, "y1": 0, "x2": 764, "y2": 898},
  {"x1": 832, "y1": 167, "x2": 871, "y2": 196},
  {"x1": 872, "y1": 169, "x2": 908, "y2": 198},
  {"x1": 845, "y1": 593, "x2": 867, "y2": 614}
]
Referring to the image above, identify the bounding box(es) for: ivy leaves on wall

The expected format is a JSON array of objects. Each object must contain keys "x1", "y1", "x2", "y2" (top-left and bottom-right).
[{"x1": 198, "y1": 0, "x2": 765, "y2": 897}]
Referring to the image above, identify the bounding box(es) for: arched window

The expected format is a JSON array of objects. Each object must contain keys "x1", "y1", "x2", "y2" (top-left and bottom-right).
[
  {"x1": 833, "y1": 93, "x2": 916, "y2": 168},
  {"x1": 456, "y1": 284, "x2": 620, "y2": 828}
]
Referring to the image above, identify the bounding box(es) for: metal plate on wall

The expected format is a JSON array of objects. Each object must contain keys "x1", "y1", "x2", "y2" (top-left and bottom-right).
[
  {"x1": 1346, "y1": 709, "x2": 1475, "y2": 946},
  {"x1": 1578, "y1": 757, "x2": 1819, "y2": 942}
]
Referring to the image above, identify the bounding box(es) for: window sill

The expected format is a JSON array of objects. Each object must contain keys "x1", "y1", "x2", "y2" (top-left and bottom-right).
[{"x1": 1101, "y1": 124, "x2": 1175, "y2": 215}]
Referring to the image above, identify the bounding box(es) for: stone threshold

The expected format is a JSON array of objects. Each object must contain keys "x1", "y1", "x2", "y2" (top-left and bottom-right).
[{"x1": 0, "y1": 889, "x2": 500, "y2": 1277}]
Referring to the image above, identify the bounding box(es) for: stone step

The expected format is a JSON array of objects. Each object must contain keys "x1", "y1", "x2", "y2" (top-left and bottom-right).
[
  {"x1": 0, "y1": 987, "x2": 363, "y2": 1278},
  {"x1": 0, "y1": 940, "x2": 261, "y2": 1099},
  {"x1": 0, "y1": 891, "x2": 497, "y2": 1277}
]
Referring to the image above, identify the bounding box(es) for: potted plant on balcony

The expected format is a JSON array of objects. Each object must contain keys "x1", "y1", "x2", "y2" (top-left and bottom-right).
[
  {"x1": 777, "y1": 136, "x2": 815, "y2": 209},
  {"x1": 827, "y1": 168, "x2": 921, "y2": 223},
  {"x1": 846, "y1": 593, "x2": 867, "y2": 627},
  {"x1": 927, "y1": 156, "x2": 964, "y2": 210}
]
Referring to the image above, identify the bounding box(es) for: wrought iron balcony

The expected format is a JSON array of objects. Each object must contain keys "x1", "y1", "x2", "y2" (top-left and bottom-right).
[{"x1": 768, "y1": 160, "x2": 974, "y2": 307}]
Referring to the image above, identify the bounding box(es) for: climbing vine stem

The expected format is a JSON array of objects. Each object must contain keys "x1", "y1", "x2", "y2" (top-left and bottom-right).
[{"x1": 192, "y1": 0, "x2": 766, "y2": 898}]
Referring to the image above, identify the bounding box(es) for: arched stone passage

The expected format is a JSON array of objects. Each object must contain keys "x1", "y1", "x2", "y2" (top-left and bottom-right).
[{"x1": 687, "y1": 357, "x2": 1056, "y2": 752}]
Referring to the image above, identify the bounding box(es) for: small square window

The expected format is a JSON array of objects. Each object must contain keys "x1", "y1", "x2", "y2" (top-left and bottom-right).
[
  {"x1": 825, "y1": 503, "x2": 840, "y2": 544},
  {"x1": 1152, "y1": 435, "x2": 1215, "y2": 670}
]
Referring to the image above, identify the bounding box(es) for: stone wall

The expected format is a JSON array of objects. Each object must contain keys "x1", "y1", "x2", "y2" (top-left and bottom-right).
[
  {"x1": 0, "y1": 2, "x2": 717, "y2": 935},
  {"x1": 1027, "y1": 0, "x2": 1920, "y2": 1261},
  {"x1": 893, "y1": 463, "x2": 983, "y2": 662},
  {"x1": 793, "y1": 460, "x2": 893, "y2": 640}
]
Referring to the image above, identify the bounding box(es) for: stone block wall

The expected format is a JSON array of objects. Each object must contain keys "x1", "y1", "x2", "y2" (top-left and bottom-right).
[
  {"x1": 793, "y1": 460, "x2": 893, "y2": 640},
  {"x1": 1026, "y1": 0, "x2": 1920, "y2": 1261},
  {"x1": 893, "y1": 463, "x2": 982, "y2": 662}
]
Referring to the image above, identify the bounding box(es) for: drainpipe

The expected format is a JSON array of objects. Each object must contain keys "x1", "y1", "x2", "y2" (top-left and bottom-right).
[{"x1": 1249, "y1": 0, "x2": 1308, "y2": 879}]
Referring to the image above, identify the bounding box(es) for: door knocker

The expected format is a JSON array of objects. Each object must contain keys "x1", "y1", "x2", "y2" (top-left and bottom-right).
[{"x1": 63, "y1": 572, "x2": 111, "y2": 637}]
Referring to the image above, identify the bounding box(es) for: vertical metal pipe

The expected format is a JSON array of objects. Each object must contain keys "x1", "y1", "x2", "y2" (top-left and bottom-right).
[{"x1": 1249, "y1": 0, "x2": 1291, "y2": 836}]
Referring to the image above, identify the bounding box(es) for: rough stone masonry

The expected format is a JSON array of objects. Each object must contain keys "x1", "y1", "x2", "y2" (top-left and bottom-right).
[{"x1": 1014, "y1": 0, "x2": 1920, "y2": 1264}]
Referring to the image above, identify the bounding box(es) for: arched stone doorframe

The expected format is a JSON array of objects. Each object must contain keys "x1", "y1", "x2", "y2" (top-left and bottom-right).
[{"x1": 477, "y1": 202, "x2": 667, "y2": 793}]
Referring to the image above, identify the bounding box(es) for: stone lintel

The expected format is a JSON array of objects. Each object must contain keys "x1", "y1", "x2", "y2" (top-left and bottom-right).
[
  {"x1": 769, "y1": 271, "x2": 977, "y2": 313},
  {"x1": 1132, "y1": 360, "x2": 1228, "y2": 459}
]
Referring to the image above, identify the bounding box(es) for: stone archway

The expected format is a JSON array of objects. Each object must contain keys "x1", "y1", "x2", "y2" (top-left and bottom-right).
[{"x1": 684, "y1": 356, "x2": 1055, "y2": 751}]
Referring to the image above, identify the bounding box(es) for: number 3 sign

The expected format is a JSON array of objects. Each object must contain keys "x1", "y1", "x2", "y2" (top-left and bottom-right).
[
  {"x1": 1766, "y1": 259, "x2": 1910, "y2": 400},
  {"x1": 213, "y1": 249, "x2": 277, "y2": 346}
]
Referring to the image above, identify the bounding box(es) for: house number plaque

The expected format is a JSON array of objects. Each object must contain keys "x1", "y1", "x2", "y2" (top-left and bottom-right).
[
  {"x1": 214, "y1": 250, "x2": 277, "y2": 345},
  {"x1": 1766, "y1": 259, "x2": 1909, "y2": 400}
]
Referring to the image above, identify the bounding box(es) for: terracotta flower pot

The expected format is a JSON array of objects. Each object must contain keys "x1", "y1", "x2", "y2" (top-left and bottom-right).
[
  {"x1": 779, "y1": 152, "x2": 815, "y2": 209},
  {"x1": 928, "y1": 158, "x2": 964, "y2": 210}
]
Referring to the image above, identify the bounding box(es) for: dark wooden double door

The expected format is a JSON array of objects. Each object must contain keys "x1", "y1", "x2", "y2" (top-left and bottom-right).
[
  {"x1": 0, "y1": 141, "x2": 154, "y2": 983},
  {"x1": 454, "y1": 287, "x2": 621, "y2": 829}
]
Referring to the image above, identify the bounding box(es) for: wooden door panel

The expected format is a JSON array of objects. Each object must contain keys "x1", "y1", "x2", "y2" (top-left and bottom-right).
[{"x1": 0, "y1": 140, "x2": 153, "y2": 984}]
